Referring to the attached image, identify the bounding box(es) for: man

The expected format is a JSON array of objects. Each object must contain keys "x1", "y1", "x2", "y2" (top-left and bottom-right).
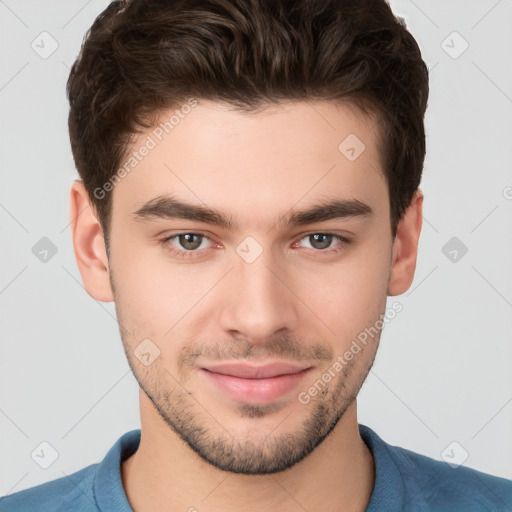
[{"x1": 2, "y1": 0, "x2": 511, "y2": 511}]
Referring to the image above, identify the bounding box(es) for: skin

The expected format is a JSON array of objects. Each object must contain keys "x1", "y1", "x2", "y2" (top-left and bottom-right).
[{"x1": 69, "y1": 99, "x2": 423, "y2": 512}]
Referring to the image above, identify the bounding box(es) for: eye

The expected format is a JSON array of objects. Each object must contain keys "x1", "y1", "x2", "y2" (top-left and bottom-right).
[
  {"x1": 294, "y1": 232, "x2": 350, "y2": 254},
  {"x1": 160, "y1": 232, "x2": 213, "y2": 259}
]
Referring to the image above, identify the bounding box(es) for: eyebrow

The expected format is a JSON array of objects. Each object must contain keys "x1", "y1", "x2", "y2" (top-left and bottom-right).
[{"x1": 132, "y1": 194, "x2": 373, "y2": 230}]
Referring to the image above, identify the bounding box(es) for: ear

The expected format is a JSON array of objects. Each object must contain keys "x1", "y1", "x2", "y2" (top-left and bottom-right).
[
  {"x1": 387, "y1": 189, "x2": 424, "y2": 296},
  {"x1": 69, "y1": 180, "x2": 114, "y2": 302}
]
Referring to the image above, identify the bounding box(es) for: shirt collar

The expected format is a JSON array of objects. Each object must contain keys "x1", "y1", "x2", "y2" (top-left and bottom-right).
[
  {"x1": 92, "y1": 425, "x2": 406, "y2": 512},
  {"x1": 94, "y1": 429, "x2": 140, "y2": 511},
  {"x1": 359, "y1": 423, "x2": 407, "y2": 511}
]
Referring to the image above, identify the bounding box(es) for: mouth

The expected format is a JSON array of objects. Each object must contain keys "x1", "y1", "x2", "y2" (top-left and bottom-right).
[{"x1": 199, "y1": 362, "x2": 313, "y2": 405}]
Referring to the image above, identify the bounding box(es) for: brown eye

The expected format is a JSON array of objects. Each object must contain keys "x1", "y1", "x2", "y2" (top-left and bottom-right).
[{"x1": 176, "y1": 233, "x2": 203, "y2": 251}]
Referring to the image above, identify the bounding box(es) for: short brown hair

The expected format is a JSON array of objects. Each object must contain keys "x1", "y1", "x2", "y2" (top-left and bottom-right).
[{"x1": 67, "y1": 0, "x2": 429, "y2": 252}]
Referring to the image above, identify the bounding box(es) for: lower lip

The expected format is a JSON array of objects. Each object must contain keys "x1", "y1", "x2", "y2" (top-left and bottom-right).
[{"x1": 200, "y1": 368, "x2": 312, "y2": 405}]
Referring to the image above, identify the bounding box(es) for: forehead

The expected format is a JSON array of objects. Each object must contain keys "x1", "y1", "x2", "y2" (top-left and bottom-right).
[{"x1": 111, "y1": 99, "x2": 388, "y2": 230}]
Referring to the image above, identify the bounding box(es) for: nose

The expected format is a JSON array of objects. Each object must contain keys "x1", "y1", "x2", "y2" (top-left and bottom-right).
[{"x1": 219, "y1": 247, "x2": 299, "y2": 345}]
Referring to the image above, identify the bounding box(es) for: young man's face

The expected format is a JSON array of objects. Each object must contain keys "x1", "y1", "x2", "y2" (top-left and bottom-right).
[{"x1": 71, "y1": 100, "x2": 422, "y2": 474}]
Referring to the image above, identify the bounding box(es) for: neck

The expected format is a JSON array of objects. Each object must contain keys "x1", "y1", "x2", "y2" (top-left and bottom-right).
[{"x1": 122, "y1": 391, "x2": 375, "y2": 512}]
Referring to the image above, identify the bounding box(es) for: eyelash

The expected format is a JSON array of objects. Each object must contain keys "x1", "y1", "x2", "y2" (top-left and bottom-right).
[{"x1": 159, "y1": 232, "x2": 351, "y2": 259}]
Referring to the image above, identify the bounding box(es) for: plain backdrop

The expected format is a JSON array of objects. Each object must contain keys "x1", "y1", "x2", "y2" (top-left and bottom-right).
[{"x1": 1, "y1": 0, "x2": 511, "y2": 497}]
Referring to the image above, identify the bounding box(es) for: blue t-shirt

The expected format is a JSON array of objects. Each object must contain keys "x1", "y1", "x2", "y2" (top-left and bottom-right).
[{"x1": 1, "y1": 424, "x2": 511, "y2": 511}]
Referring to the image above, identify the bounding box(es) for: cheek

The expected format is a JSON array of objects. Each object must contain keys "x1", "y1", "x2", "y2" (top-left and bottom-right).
[
  {"x1": 111, "y1": 242, "x2": 221, "y2": 351},
  {"x1": 110, "y1": 243, "x2": 175, "y2": 333},
  {"x1": 298, "y1": 240, "x2": 391, "y2": 341}
]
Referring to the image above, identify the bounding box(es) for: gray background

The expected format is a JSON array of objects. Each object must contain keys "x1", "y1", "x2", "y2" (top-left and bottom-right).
[{"x1": 1, "y1": 0, "x2": 511, "y2": 496}]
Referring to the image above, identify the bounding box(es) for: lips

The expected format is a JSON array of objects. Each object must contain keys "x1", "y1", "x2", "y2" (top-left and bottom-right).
[
  {"x1": 199, "y1": 361, "x2": 313, "y2": 404},
  {"x1": 202, "y1": 362, "x2": 311, "y2": 379}
]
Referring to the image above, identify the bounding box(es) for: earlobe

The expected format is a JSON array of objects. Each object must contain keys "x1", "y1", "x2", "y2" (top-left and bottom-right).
[
  {"x1": 69, "y1": 180, "x2": 114, "y2": 302},
  {"x1": 387, "y1": 189, "x2": 424, "y2": 296}
]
